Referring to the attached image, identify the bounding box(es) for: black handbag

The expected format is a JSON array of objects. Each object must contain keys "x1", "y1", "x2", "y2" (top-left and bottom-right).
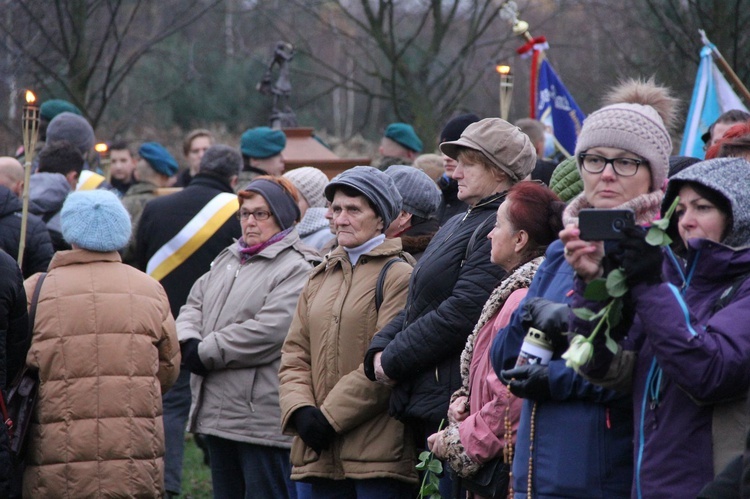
[
  {"x1": 0, "y1": 272, "x2": 46, "y2": 461},
  {"x1": 458, "y1": 457, "x2": 510, "y2": 498}
]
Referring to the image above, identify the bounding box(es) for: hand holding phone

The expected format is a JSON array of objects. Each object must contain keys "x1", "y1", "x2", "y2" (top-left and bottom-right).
[{"x1": 578, "y1": 209, "x2": 636, "y2": 241}]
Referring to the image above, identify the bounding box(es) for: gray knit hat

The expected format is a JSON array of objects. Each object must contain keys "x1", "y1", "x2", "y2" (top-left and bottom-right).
[
  {"x1": 46, "y1": 112, "x2": 95, "y2": 155},
  {"x1": 439, "y1": 118, "x2": 536, "y2": 182},
  {"x1": 663, "y1": 157, "x2": 750, "y2": 247},
  {"x1": 283, "y1": 167, "x2": 328, "y2": 208},
  {"x1": 324, "y1": 165, "x2": 403, "y2": 228},
  {"x1": 384, "y1": 164, "x2": 440, "y2": 218},
  {"x1": 61, "y1": 190, "x2": 131, "y2": 252},
  {"x1": 575, "y1": 103, "x2": 671, "y2": 191}
]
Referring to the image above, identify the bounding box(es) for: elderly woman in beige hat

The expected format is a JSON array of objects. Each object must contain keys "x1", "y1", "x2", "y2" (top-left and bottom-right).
[{"x1": 365, "y1": 118, "x2": 536, "y2": 495}]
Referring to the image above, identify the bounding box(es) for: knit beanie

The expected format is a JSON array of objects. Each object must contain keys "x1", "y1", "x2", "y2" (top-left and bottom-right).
[
  {"x1": 283, "y1": 167, "x2": 328, "y2": 208},
  {"x1": 663, "y1": 157, "x2": 750, "y2": 248},
  {"x1": 440, "y1": 113, "x2": 481, "y2": 143},
  {"x1": 549, "y1": 156, "x2": 583, "y2": 203},
  {"x1": 139, "y1": 142, "x2": 179, "y2": 176},
  {"x1": 324, "y1": 166, "x2": 403, "y2": 228},
  {"x1": 46, "y1": 112, "x2": 95, "y2": 155},
  {"x1": 384, "y1": 123, "x2": 423, "y2": 153},
  {"x1": 61, "y1": 190, "x2": 131, "y2": 252},
  {"x1": 575, "y1": 80, "x2": 677, "y2": 192},
  {"x1": 440, "y1": 118, "x2": 537, "y2": 182},
  {"x1": 384, "y1": 164, "x2": 441, "y2": 218},
  {"x1": 242, "y1": 178, "x2": 300, "y2": 230},
  {"x1": 40, "y1": 99, "x2": 82, "y2": 121},
  {"x1": 240, "y1": 127, "x2": 286, "y2": 158},
  {"x1": 668, "y1": 155, "x2": 701, "y2": 178}
]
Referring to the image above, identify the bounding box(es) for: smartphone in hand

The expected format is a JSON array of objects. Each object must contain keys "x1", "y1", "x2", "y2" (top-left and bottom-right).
[{"x1": 578, "y1": 209, "x2": 635, "y2": 241}]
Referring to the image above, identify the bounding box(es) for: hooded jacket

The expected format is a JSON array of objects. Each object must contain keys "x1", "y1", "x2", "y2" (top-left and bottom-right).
[
  {"x1": 23, "y1": 249, "x2": 180, "y2": 498},
  {"x1": 0, "y1": 186, "x2": 54, "y2": 277},
  {"x1": 176, "y1": 230, "x2": 319, "y2": 448},
  {"x1": 279, "y1": 238, "x2": 416, "y2": 483},
  {"x1": 28, "y1": 172, "x2": 71, "y2": 252},
  {"x1": 366, "y1": 193, "x2": 507, "y2": 427}
]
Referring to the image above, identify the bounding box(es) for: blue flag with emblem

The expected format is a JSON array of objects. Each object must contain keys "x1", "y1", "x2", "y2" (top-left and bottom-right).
[{"x1": 536, "y1": 59, "x2": 585, "y2": 157}]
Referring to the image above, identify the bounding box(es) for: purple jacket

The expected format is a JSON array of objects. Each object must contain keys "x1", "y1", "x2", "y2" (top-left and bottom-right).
[{"x1": 573, "y1": 238, "x2": 750, "y2": 498}]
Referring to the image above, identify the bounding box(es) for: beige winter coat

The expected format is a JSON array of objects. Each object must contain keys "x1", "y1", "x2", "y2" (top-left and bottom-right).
[
  {"x1": 279, "y1": 238, "x2": 418, "y2": 484},
  {"x1": 23, "y1": 249, "x2": 180, "y2": 498},
  {"x1": 177, "y1": 229, "x2": 318, "y2": 447}
]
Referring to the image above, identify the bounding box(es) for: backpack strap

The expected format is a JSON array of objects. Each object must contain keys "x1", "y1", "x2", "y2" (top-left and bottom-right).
[
  {"x1": 28, "y1": 272, "x2": 47, "y2": 334},
  {"x1": 712, "y1": 270, "x2": 750, "y2": 314},
  {"x1": 375, "y1": 258, "x2": 404, "y2": 312}
]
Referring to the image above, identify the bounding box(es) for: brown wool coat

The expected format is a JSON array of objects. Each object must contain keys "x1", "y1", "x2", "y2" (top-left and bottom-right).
[
  {"x1": 279, "y1": 238, "x2": 418, "y2": 484},
  {"x1": 23, "y1": 249, "x2": 180, "y2": 499}
]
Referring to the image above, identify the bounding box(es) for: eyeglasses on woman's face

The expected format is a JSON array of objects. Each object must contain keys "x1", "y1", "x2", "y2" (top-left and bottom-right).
[
  {"x1": 237, "y1": 209, "x2": 272, "y2": 221},
  {"x1": 578, "y1": 153, "x2": 646, "y2": 177}
]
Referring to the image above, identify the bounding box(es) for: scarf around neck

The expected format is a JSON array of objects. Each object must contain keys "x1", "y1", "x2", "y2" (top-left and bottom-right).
[
  {"x1": 563, "y1": 190, "x2": 664, "y2": 227},
  {"x1": 237, "y1": 227, "x2": 293, "y2": 263}
]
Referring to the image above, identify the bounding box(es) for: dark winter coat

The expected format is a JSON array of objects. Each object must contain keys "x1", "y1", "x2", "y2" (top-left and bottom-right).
[
  {"x1": 28, "y1": 172, "x2": 71, "y2": 252},
  {"x1": 399, "y1": 218, "x2": 439, "y2": 261},
  {"x1": 135, "y1": 174, "x2": 241, "y2": 317},
  {"x1": 0, "y1": 186, "x2": 53, "y2": 277},
  {"x1": 436, "y1": 176, "x2": 467, "y2": 226},
  {"x1": 0, "y1": 250, "x2": 30, "y2": 497},
  {"x1": 365, "y1": 193, "x2": 506, "y2": 428},
  {"x1": 490, "y1": 240, "x2": 633, "y2": 498}
]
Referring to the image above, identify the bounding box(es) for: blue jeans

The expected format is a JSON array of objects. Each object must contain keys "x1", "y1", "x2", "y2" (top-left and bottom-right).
[
  {"x1": 162, "y1": 367, "x2": 192, "y2": 494},
  {"x1": 296, "y1": 477, "x2": 413, "y2": 499},
  {"x1": 205, "y1": 435, "x2": 296, "y2": 499}
]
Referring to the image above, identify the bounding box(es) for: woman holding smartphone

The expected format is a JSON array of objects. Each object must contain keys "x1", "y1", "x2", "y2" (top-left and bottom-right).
[{"x1": 491, "y1": 79, "x2": 677, "y2": 497}]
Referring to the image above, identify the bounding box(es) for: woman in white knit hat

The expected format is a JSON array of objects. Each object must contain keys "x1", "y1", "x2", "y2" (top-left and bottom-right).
[{"x1": 492, "y1": 78, "x2": 678, "y2": 498}]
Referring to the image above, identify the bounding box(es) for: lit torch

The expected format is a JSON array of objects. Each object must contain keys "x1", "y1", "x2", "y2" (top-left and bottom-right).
[
  {"x1": 18, "y1": 90, "x2": 40, "y2": 270},
  {"x1": 495, "y1": 63, "x2": 513, "y2": 121},
  {"x1": 95, "y1": 142, "x2": 111, "y2": 183}
]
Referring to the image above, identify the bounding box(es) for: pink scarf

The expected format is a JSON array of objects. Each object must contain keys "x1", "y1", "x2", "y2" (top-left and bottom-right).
[{"x1": 238, "y1": 227, "x2": 293, "y2": 264}]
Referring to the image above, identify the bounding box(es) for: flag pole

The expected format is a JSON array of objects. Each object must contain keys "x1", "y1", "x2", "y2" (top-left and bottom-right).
[{"x1": 699, "y1": 30, "x2": 750, "y2": 107}]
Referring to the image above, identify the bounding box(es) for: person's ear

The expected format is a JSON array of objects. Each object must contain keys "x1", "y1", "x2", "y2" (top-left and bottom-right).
[
  {"x1": 229, "y1": 175, "x2": 238, "y2": 189},
  {"x1": 514, "y1": 229, "x2": 530, "y2": 254}
]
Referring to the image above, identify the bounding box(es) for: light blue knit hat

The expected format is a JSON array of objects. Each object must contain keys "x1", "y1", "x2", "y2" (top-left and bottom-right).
[{"x1": 61, "y1": 190, "x2": 131, "y2": 252}]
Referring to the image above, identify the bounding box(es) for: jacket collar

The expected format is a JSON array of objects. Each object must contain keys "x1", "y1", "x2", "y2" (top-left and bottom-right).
[
  {"x1": 316, "y1": 237, "x2": 404, "y2": 276},
  {"x1": 48, "y1": 249, "x2": 122, "y2": 270},
  {"x1": 229, "y1": 228, "x2": 303, "y2": 261},
  {"x1": 188, "y1": 173, "x2": 235, "y2": 193}
]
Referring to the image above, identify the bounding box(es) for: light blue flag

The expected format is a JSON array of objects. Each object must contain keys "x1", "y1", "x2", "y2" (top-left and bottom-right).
[
  {"x1": 536, "y1": 59, "x2": 585, "y2": 157},
  {"x1": 681, "y1": 45, "x2": 748, "y2": 159}
]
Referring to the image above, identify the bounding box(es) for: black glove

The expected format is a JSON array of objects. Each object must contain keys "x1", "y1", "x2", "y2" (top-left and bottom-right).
[
  {"x1": 292, "y1": 406, "x2": 336, "y2": 454},
  {"x1": 500, "y1": 364, "x2": 552, "y2": 402},
  {"x1": 618, "y1": 226, "x2": 663, "y2": 286},
  {"x1": 520, "y1": 298, "x2": 570, "y2": 352},
  {"x1": 181, "y1": 338, "x2": 209, "y2": 377}
]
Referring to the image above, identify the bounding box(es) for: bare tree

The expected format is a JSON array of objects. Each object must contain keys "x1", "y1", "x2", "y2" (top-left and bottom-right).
[
  {"x1": 269, "y1": 0, "x2": 517, "y2": 144},
  {"x1": 0, "y1": 0, "x2": 220, "y2": 128}
]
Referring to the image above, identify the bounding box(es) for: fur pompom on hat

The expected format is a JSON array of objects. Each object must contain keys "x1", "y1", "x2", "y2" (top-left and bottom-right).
[
  {"x1": 61, "y1": 190, "x2": 131, "y2": 252},
  {"x1": 575, "y1": 78, "x2": 678, "y2": 192}
]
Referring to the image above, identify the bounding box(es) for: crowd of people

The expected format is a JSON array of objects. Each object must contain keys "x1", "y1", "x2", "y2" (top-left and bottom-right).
[{"x1": 1, "y1": 82, "x2": 750, "y2": 499}]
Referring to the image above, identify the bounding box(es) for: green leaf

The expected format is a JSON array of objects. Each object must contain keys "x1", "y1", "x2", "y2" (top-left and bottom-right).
[
  {"x1": 415, "y1": 461, "x2": 427, "y2": 471},
  {"x1": 427, "y1": 460, "x2": 443, "y2": 474},
  {"x1": 572, "y1": 307, "x2": 596, "y2": 321},
  {"x1": 423, "y1": 482, "x2": 439, "y2": 494},
  {"x1": 650, "y1": 218, "x2": 670, "y2": 231},
  {"x1": 663, "y1": 195, "x2": 680, "y2": 221},
  {"x1": 430, "y1": 494, "x2": 442, "y2": 499},
  {"x1": 606, "y1": 298, "x2": 623, "y2": 328},
  {"x1": 645, "y1": 227, "x2": 667, "y2": 246},
  {"x1": 605, "y1": 333, "x2": 619, "y2": 354},
  {"x1": 584, "y1": 278, "x2": 609, "y2": 301},
  {"x1": 418, "y1": 451, "x2": 431, "y2": 461},
  {"x1": 606, "y1": 269, "x2": 629, "y2": 297}
]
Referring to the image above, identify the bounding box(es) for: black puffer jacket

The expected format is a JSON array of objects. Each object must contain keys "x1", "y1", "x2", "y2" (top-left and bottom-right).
[
  {"x1": 365, "y1": 193, "x2": 506, "y2": 427},
  {"x1": 0, "y1": 249, "x2": 30, "y2": 497},
  {"x1": 0, "y1": 186, "x2": 54, "y2": 278}
]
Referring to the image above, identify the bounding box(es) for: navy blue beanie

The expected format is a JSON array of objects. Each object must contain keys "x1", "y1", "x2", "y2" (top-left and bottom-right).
[
  {"x1": 139, "y1": 142, "x2": 179, "y2": 176},
  {"x1": 242, "y1": 178, "x2": 300, "y2": 230},
  {"x1": 240, "y1": 127, "x2": 287, "y2": 158}
]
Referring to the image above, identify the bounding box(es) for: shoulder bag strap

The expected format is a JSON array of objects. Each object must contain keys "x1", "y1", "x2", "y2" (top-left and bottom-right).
[{"x1": 375, "y1": 258, "x2": 404, "y2": 312}]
